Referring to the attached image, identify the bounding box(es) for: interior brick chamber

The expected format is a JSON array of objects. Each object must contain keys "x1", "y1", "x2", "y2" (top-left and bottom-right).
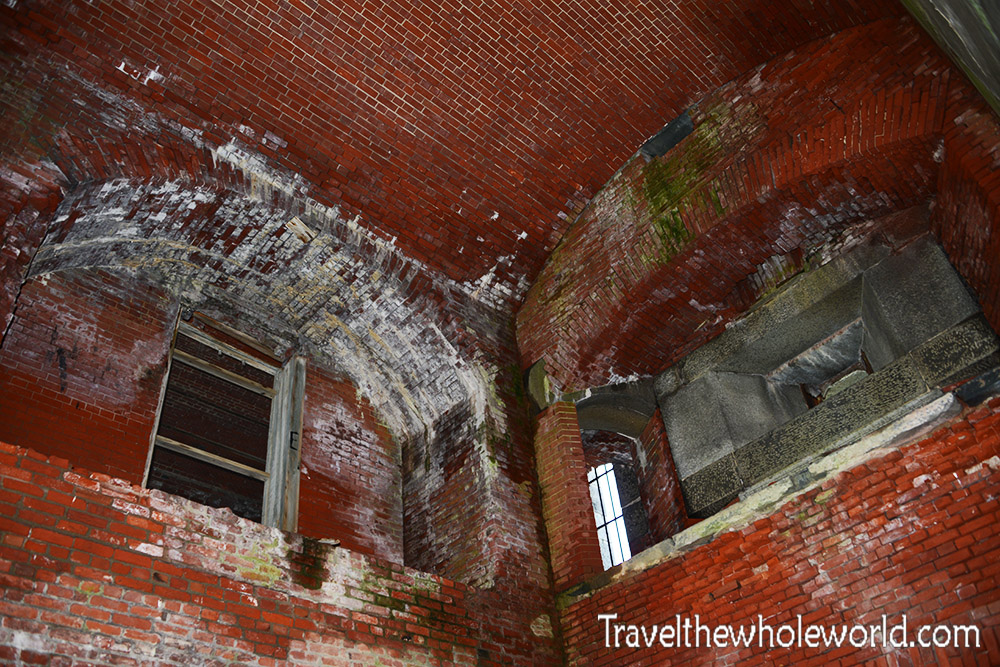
[
  {"x1": 516, "y1": 16, "x2": 1000, "y2": 393},
  {"x1": 1, "y1": 0, "x2": 1000, "y2": 665}
]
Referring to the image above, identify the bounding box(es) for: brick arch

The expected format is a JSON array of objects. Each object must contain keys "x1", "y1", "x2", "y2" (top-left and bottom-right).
[
  {"x1": 25, "y1": 177, "x2": 487, "y2": 444},
  {"x1": 516, "y1": 16, "x2": 979, "y2": 391}
]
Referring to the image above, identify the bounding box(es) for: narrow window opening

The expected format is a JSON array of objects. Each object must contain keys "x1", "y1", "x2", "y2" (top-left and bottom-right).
[
  {"x1": 588, "y1": 462, "x2": 632, "y2": 569},
  {"x1": 145, "y1": 316, "x2": 304, "y2": 529}
]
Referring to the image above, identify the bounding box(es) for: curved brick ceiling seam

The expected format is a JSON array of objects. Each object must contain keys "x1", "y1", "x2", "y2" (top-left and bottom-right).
[
  {"x1": 516, "y1": 17, "x2": 959, "y2": 391},
  {"x1": 28, "y1": 179, "x2": 515, "y2": 444},
  {"x1": 1, "y1": 0, "x2": 902, "y2": 305}
]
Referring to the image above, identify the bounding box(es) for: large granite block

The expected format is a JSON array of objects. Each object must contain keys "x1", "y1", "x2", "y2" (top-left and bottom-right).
[
  {"x1": 662, "y1": 371, "x2": 807, "y2": 480},
  {"x1": 734, "y1": 356, "x2": 929, "y2": 483},
  {"x1": 861, "y1": 237, "x2": 978, "y2": 370}
]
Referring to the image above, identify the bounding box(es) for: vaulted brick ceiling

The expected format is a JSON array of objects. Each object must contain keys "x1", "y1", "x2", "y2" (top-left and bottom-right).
[
  {"x1": 5, "y1": 0, "x2": 952, "y2": 433},
  {"x1": 3, "y1": 0, "x2": 902, "y2": 294}
]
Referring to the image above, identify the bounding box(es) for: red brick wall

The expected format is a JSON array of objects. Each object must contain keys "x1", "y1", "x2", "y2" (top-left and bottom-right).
[
  {"x1": 635, "y1": 412, "x2": 688, "y2": 543},
  {"x1": 534, "y1": 402, "x2": 603, "y2": 591},
  {"x1": 0, "y1": 269, "x2": 175, "y2": 483},
  {"x1": 0, "y1": 184, "x2": 63, "y2": 344},
  {"x1": 558, "y1": 403, "x2": 1000, "y2": 665},
  {"x1": 297, "y1": 364, "x2": 402, "y2": 563},
  {"x1": 0, "y1": 270, "x2": 411, "y2": 568},
  {"x1": 580, "y1": 430, "x2": 634, "y2": 469},
  {"x1": 932, "y1": 87, "x2": 1000, "y2": 334},
  {"x1": 0, "y1": 440, "x2": 562, "y2": 665},
  {"x1": 516, "y1": 17, "x2": 959, "y2": 391}
]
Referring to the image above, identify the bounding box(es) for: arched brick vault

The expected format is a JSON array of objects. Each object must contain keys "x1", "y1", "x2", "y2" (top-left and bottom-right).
[
  {"x1": 3, "y1": 0, "x2": 901, "y2": 292},
  {"x1": 517, "y1": 17, "x2": 1000, "y2": 392},
  {"x1": 28, "y1": 177, "x2": 511, "y2": 442}
]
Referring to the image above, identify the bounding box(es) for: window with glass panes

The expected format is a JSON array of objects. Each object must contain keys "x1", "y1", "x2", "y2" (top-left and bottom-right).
[{"x1": 587, "y1": 462, "x2": 632, "y2": 569}]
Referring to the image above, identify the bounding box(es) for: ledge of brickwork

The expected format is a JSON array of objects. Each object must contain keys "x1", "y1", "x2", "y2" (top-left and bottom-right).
[
  {"x1": 0, "y1": 440, "x2": 561, "y2": 665},
  {"x1": 557, "y1": 391, "x2": 967, "y2": 609}
]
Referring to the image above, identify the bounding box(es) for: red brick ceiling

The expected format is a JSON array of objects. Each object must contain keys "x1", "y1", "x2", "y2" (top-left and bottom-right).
[{"x1": 1, "y1": 0, "x2": 903, "y2": 303}]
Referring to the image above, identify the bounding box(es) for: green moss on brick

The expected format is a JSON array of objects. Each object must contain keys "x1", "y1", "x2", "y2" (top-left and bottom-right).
[{"x1": 635, "y1": 103, "x2": 731, "y2": 267}]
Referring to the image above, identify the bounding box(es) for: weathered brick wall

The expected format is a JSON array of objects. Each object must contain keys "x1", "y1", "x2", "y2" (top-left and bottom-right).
[
  {"x1": 516, "y1": 17, "x2": 961, "y2": 392},
  {"x1": 0, "y1": 269, "x2": 175, "y2": 483},
  {"x1": 0, "y1": 441, "x2": 562, "y2": 665},
  {"x1": 635, "y1": 412, "x2": 688, "y2": 544},
  {"x1": 0, "y1": 183, "x2": 62, "y2": 345},
  {"x1": 580, "y1": 430, "x2": 634, "y2": 469},
  {"x1": 534, "y1": 403, "x2": 603, "y2": 592},
  {"x1": 0, "y1": 265, "x2": 439, "y2": 575},
  {"x1": 400, "y1": 345, "x2": 557, "y2": 619},
  {"x1": 558, "y1": 403, "x2": 1000, "y2": 665},
  {"x1": 298, "y1": 364, "x2": 402, "y2": 564},
  {"x1": 933, "y1": 87, "x2": 1000, "y2": 334}
]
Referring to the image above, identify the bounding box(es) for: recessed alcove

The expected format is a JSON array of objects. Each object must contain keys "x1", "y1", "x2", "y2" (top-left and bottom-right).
[{"x1": 656, "y1": 236, "x2": 1000, "y2": 517}]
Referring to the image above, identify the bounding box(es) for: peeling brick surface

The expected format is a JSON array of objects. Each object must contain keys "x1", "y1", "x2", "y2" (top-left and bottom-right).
[
  {"x1": 0, "y1": 182, "x2": 63, "y2": 344},
  {"x1": 0, "y1": 262, "x2": 560, "y2": 659},
  {"x1": 635, "y1": 411, "x2": 688, "y2": 544},
  {"x1": 0, "y1": 269, "x2": 175, "y2": 483},
  {"x1": 298, "y1": 364, "x2": 403, "y2": 564},
  {"x1": 580, "y1": 430, "x2": 635, "y2": 470},
  {"x1": 558, "y1": 403, "x2": 1000, "y2": 665},
  {"x1": 933, "y1": 88, "x2": 1000, "y2": 334},
  {"x1": 401, "y1": 351, "x2": 556, "y2": 616},
  {"x1": 2, "y1": 2, "x2": 999, "y2": 665},
  {"x1": 534, "y1": 403, "x2": 603, "y2": 592},
  {"x1": 0, "y1": 441, "x2": 562, "y2": 666},
  {"x1": 516, "y1": 17, "x2": 965, "y2": 391}
]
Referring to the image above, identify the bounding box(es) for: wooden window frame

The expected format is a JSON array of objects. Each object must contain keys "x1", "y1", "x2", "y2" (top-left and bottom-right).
[{"x1": 143, "y1": 314, "x2": 305, "y2": 531}]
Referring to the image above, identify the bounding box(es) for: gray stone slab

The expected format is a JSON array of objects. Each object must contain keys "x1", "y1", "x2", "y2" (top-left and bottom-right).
[
  {"x1": 860, "y1": 275, "x2": 898, "y2": 371},
  {"x1": 653, "y1": 365, "x2": 682, "y2": 401},
  {"x1": 767, "y1": 318, "x2": 864, "y2": 386},
  {"x1": 639, "y1": 110, "x2": 694, "y2": 159},
  {"x1": 733, "y1": 355, "x2": 929, "y2": 484},
  {"x1": 661, "y1": 374, "x2": 734, "y2": 479},
  {"x1": 679, "y1": 454, "x2": 741, "y2": 518},
  {"x1": 861, "y1": 236, "x2": 979, "y2": 369},
  {"x1": 680, "y1": 242, "x2": 886, "y2": 382},
  {"x1": 911, "y1": 315, "x2": 1000, "y2": 387},
  {"x1": 902, "y1": 0, "x2": 1000, "y2": 116},
  {"x1": 662, "y1": 371, "x2": 807, "y2": 480},
  {"x1": 716, "y1": 372, "x2": 808, "y2": 439},
  {"x1": 573, "y1": 378, "x2": 658, "y2": 437},
  {"x1": 717, "y1": 279, "x2": 863, "y2": 376},
  {"x1": 825, "y1": 369, "x2": 868, "y2": 399}
]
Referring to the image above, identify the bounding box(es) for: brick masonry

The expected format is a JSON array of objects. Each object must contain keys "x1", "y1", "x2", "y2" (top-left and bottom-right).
[
  {"x1": 0, "y1": 0, "x2": 902, "y2": 297},
  {"x1": 559, "y1": 401, "x2": 1000, "y2": 665},
  {"x1": 635, "y1": 411, "x2": 689, "y2": 544},
  {"x1": 0, "y1": 269, "x2": 175, "y2": 483},
  {"x1": 516, "y1": 16, "x2": 998, "y2": 392},
  {"x1": 297, "y1": 364, "x2": 403, "y2": 564},
  {"x1": 0, "y1": 264, "x2": 552, "y2": 595},
  {"x1": 0, "y1": 184, "x2": 62, "y2": 345},
  {"x1": 2, "y1": 1, "x2": 999, "y2": 665},
  {"x1": 0, "y1": 440, "x2": 561, "y2": 666},
  {"x1": 534, "y1": 403, "x2": 604, "y2": 592},
  {"x1": 933, "y1": 86, "x2": 1000, "y2": 334}
]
